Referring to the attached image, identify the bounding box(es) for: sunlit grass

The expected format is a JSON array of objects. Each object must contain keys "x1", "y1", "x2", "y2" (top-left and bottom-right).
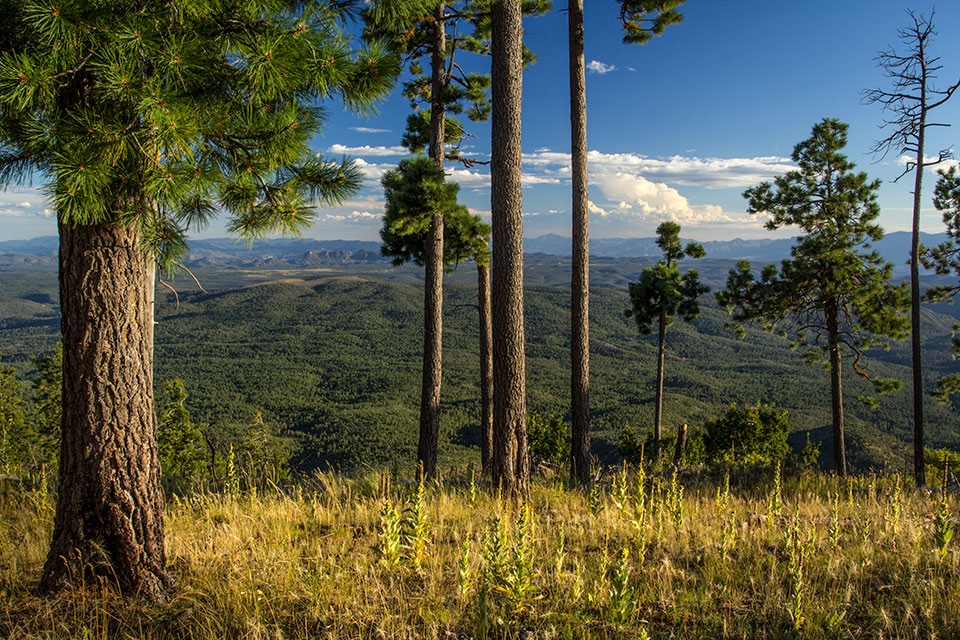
[{"x1": 0, "y1": 466, "x2": 957, "y2": 639}]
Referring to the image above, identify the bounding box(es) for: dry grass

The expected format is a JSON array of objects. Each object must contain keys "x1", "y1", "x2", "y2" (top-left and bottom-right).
[{"x1": 0, "y1": 466, "x2": 957, "y2": 639}]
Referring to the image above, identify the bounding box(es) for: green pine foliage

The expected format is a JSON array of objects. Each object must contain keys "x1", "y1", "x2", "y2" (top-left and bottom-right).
[
  {"x1": 626, "y1": 222, "x2": 708, "y2": 335},
  {"x1": 717, "y1": 119, "x2": 910, "y2": 396},
  {"x1": 379, "y1": 155, "x2": 488, "y2": 269},
  {"x1": 921, "y1": 167, "x2": 960, "y2": 400},
  {"x1": 157, "y1": 378, "x2": 207, "y2": 484},
  {"x1": 363, "y1": 0, "x2": 549, "y2": 164},
  {"x1": 0, "y1": 0, "x2": 400, "y2": 264},
  {"x1": 618, "y1": 0, "x2": 686, "y2": 45}
]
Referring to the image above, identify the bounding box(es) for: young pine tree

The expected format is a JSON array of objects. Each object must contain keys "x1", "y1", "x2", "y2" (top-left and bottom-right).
[
  {"x1": 626, "y1": 221, "x2": 707, "y2": 457},
  {"x1": 379, "y1": 155, "x2": 491, "y2": 474},
  {"x1": 717, "y1": 119, "x2": 909, "y2": 476},
  {"x1": 0, "y1": 1, "x2": 397, "y2": 601}
]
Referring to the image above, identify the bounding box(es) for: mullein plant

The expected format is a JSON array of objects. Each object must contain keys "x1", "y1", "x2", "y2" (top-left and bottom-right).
[
  {"x1": 786, "y1": 513, "x2": 815, "y2": 632},
  {"x1": 402, "y1": 465, "x2": 430, "y2": 572},
  {"x1": 607, "y1": 547, "x2": 635, "y2": 626},
  {"x1": 667, "y1": 466, "x2": 684, "y2": 532},
  {"x1": 767, "y1": 460, "x2": 784, "y2": 519},
  {"x1": 829, "y1": 490, "x2": 841, "y2": 549}
]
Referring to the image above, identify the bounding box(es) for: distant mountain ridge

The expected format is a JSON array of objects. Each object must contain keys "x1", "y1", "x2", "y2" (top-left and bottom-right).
[{"x1": 0, "y1": 231, "x2": 945, "y2": 272}]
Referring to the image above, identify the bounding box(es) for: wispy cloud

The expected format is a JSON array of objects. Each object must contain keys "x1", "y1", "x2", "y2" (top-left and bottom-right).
[
  {"x1": 326, "y1": 144, "x2": 408, "y2": 157},
  {"x1": 522, "y1": 150, "x2": 794, "y2": 190},
  {"x1": 349, "y1": 127, "x2": 392, "y2": 134},
  {"x1": 586, "y1": 60, "x2": 616, "y2": 75}
]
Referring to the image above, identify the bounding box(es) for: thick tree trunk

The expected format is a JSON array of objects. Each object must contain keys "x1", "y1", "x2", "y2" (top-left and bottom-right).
[
  {"x1": 653, "y1": 308, "x2": 666, "y2": 457},
  {"x1": 826, "y1": 306, "x2": 847, "y2": 477},
  {"x1": 478, "y1": 263, "x2": 494, "y2": 473},
  {"x1": 490, "y1": 0, "x2": 528, "y2": 497},
  {"x1": 40, "y1": 217, "x2": 171, "y2": 602},
  {"x1": 568, "y1": 0, "x2": 591, "y2": 485},
  {"x1": 910, "y1": 104, "x2": 927, "y2": 487},
  {"x1": 417, "y1": 4, "x2": 447, "y2": 478}
]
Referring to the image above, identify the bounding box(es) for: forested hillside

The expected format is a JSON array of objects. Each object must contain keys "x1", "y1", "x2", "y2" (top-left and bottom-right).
[{"x1": 2, "y1": 262, "x2": 958, "y2": 472}]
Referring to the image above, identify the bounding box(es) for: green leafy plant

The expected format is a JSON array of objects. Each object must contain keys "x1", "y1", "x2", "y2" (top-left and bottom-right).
[
  {"x1": 527, "y1": 412, "x2": 570, "y2": 469},
  {"x1": 704, "y1": 403, "x2": 790, "y2": 465},
  {"x1": 607, "y1": 547, "x2": 635, "y2": 626}
]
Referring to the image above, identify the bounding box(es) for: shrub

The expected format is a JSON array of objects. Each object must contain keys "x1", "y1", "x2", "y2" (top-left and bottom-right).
[
  {"x1": 528, "y1": 412, "x2": 570, "y2": 468},
  {"x1": 618, "y1": 424, "x2": 705, "y2": 467},
  {"x1": 703, "y1": 403, "x2": 790, "y2": 464}
]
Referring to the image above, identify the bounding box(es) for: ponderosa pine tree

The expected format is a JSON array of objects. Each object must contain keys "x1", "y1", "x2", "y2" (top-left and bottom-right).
[
  {"x1": 490, "y1": 0, "x2": 528, "y2": 496},
  {"x1": 567, "y1": 0, "x2": 591, "y2": 484},
  {"x1": 563, "y1": 0, "x2": 686, "y2": 484},
  {"x1": 717, "y1": 119, "x2": 909, "y2": 476},
  {"x1": 0, "y1": 1, "x2": 397, "y2": 601},
  {"x1": 365, "y1": 0, "x2": 546, "y2": 477},
  {"x1": 626, "y1": 221, "x2": 707, "y2": 458},
  {"x1": 863, "y1": 9, "x2": 960, "y2": 487},
  {"x1": 379, "y1": 155, "x2": 492, "y2": 472}
]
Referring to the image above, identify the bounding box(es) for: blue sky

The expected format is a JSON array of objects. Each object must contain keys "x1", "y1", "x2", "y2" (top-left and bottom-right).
[{"x1": 2, "y1": 0, "x2": 959, "y2": 243}]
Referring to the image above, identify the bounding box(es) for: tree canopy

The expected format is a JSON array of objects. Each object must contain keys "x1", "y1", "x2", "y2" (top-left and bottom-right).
[{"x1": 0, "y1": 0, "x2": 400, "y2": 262}]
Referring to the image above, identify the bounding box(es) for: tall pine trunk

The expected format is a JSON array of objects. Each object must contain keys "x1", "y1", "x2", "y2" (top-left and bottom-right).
[
  {"x1": 826, "y1": 304, "x2": 847, "y2": 477},
  {"x1": 40, "y1": 216, "x2": 171, "y2": 602},
  {"x1": 654, "y1": 308, "x2": 666, "y2": 457},
  {"x1": 417, "y1": 4, "x2": 447, "y2": 478},
  {"x1": 909, "y1": 92, "x2": 927, "y2": 487},
  {"x1": 478, "y1": 262, "x2": 494, "y2": 473},
  {"x1": 490, "y1": 0, "x2": 528, "y2": 497},
  {"x1": 568, "y1": 0, "x2": 590, "y2": 485}
]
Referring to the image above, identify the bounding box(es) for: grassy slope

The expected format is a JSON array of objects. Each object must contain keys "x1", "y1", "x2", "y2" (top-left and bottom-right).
[{"x1": 2, "y1": 470, "x2": 958, "y2": 639}]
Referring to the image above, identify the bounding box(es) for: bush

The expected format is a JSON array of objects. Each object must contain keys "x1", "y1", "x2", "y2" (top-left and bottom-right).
[
  {"x1": 703, "y1": 403, "x2": 790, "y2": 465},
  {"x1": 527, "y1": 413, "x2": 570, "y2": 468},
  {"x1": 618, "y1": 423, "x2": 705, "y2": 467}
]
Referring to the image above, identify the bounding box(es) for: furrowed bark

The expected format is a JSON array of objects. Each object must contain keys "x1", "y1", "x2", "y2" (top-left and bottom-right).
[
  {"x1": 827, "y1": 304, "x2": 847, "y2": 477},
  {"x1": 490, "y1": 0, "x2": 528, "y2": 497},
  {"x1": 568, "y1": 0, "x2": 591, "y2": 485},
  {"x1": 417, "y1": 3, "x2": 447, "y2": 478},
  {"x1": 40, "y1": 216, "x2": 171, "y2": 603}
]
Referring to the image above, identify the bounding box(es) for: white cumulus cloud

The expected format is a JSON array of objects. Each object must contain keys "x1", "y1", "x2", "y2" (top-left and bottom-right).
[{"x1": 593, "y1": 172, "x2": 745, "y2": 226}]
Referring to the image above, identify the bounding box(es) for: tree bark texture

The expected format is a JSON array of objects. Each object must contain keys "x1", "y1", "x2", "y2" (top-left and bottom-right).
[
  {"x1": 827, "y1": 306, "x2": 847, "y2": 477},
  {"x1": 418, "y1": 211, "x2": 443, "y2": 477},
  {"x1": 490, "y1": 0, "x2": 528, "y2": 497},
  {"x1": 41, "y1": 217, "x2": 171, "y2": 602},
  {"x1": 478, "y1": 263, "x2": 494, "y2": 474},
  {"x1": 417, "y1": 5, "x2": 447, "y2": 478},
  {"x1": 654, "y1": 308, "x2": 666, "y2": 456},
  {"x1": 568, "y1": 0, "x2": 591, "y2": 485},
  {"x1": 910, "y1": 99, "x2": 927, "y2": 487}
]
